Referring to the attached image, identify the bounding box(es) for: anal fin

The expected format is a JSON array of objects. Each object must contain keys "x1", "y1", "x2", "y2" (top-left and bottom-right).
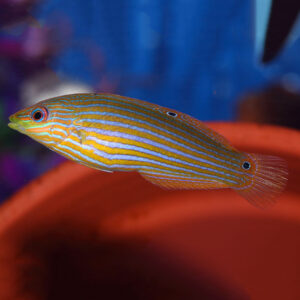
[{"x1": 139, "y1": 171, "x2": 227, "y2": 190}]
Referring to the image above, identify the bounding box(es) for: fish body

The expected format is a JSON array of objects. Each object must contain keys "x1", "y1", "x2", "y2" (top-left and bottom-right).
[{"x1": 9, "y1": 93, "x2": 288, "y2": 208}]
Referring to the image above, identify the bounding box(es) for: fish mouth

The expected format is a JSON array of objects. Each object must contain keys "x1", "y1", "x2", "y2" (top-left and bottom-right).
[
  {"x1": 8, "y1": 116, "x2": 26, "y2": 133},
  {"x1": 7, "y1": 115, "x2": 25, "y2": 132}
]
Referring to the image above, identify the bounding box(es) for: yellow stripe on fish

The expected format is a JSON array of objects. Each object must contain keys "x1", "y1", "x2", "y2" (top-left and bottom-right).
[{"x1": 8, "y1": 93, "x2": 288, "y2": 208}]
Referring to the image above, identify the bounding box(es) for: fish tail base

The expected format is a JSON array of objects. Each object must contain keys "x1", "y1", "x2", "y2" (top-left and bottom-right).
[{"x1": 233, "y1": 154, "x2": 288, "y2": 208}]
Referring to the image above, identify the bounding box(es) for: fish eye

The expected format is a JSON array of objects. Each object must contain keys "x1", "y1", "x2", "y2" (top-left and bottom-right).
[
  {"x1": 167, "y1": 111, "x2": 177, "y2": 117},
  {"x1": 31, "y1": 107, "x2": 48, "y2": 122},
  {"x1": 242, "y1": 161, "x2": 251, "y2": 170}
]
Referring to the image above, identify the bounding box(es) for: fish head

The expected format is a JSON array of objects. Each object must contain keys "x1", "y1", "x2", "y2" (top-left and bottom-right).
[{"x1": 8, "y1": 97, "x2": 75, "y2": 146}]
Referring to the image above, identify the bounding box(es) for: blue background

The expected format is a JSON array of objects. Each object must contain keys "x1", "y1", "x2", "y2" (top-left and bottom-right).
[{"x1": 34, "y1": 0, "x2": 300, "y2": 120}]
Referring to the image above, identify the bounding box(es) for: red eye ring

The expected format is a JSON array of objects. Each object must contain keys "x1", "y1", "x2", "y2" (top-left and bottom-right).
[{"x1": 31, "y1": 107, "x2": 48, "y2": 122}]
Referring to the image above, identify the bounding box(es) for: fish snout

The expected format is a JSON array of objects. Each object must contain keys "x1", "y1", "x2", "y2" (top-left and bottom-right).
[{"x1": 8, "y1": 114, "x2": 28, "y2": 133}]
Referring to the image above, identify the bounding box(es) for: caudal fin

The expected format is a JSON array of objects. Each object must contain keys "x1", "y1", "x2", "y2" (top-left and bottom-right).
[{"x1": 234, "y1": 154, "x2": 288, "y2": 209}]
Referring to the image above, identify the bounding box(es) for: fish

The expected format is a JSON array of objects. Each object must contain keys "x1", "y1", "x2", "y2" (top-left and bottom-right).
[{"x1": 8, "y1": 93, "x2": 288, "y2": 208}]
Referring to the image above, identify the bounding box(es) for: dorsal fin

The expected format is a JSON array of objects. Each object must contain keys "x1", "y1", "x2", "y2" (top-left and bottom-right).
[
  {"x1": 180, "y1": 114, "x2": 237, "y2": 151},
  {"x1": 152, "y1": 105, "x2": 237, "y2": 152}
]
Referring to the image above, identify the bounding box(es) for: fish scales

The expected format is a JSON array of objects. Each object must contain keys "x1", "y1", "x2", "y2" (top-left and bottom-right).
[
  {"x1": 51, "y1": 97, "x2": 242, "y2": 182},
  {"x1": 50, "y1": 95, "x2": 240, "y2": 156},
  {"x1": 32, "y1": 98, "x2": 242, "y2": 179},
  {"x1": 51, "y1": 98, "x2": 240, "y2": 170}
]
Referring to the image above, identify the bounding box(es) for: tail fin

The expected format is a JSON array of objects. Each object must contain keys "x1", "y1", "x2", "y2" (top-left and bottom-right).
[{"x1": 233, "y1": 154, "x2": 288, "y2": 209}]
